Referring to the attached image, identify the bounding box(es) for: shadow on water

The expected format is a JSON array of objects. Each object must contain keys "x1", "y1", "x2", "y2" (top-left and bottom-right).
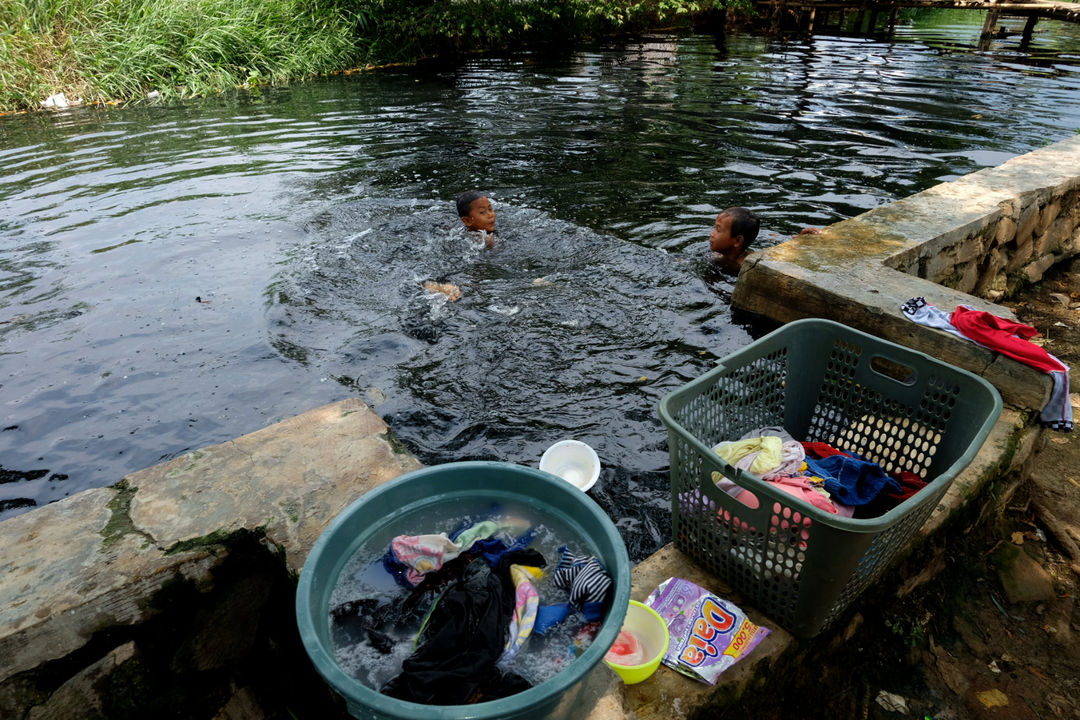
[{"x1": 268, "y1": 198, "x2": 745, "y2": 560}]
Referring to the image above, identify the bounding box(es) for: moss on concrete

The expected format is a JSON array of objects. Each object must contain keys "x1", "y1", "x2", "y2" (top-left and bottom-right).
[
  {"x1": 279, "y1": 500, "x2": 300, "y2": 524},
  {"x1": 101, "y1": 480, "x2": 155, "y2": 551},
  {"x1": 164, "y1": 527, "x2": 261, "y2": 557},
  {"x1": 379, "y1": 429, "x2": 413, "y2": 457}
]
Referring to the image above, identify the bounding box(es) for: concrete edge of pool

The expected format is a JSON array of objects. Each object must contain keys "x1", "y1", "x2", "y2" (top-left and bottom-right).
[
  {"x1": 733, "y1": 133, "x2": 1080, "y2": 413},
  {"x1": 1, "y1": 135, "x2": 1078, "y2": 718}
]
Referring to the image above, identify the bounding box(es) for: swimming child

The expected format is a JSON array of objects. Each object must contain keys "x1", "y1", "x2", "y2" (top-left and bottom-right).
[
  {"x1": 708, "y1": 206, "x2": 760, "y2": 273},
  {"x1": 419, "y1": 192, "x2": 497, "y2": 301},
  {"x1": 457, "y1": 190, "x2": 496, "y2": 248}
]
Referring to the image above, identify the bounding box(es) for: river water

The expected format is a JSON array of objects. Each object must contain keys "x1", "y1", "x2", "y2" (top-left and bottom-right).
[{"x1": 2, "y1": 14, "x2": 1079, "y2": 558}]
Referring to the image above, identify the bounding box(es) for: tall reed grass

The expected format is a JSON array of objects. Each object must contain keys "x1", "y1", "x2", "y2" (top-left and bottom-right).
[
  {"x1": 1, "y1": 0, "x2": 364, "y2": 110},
  {"x1": 0, "y1": 0, "x2": 727, "y2": 112}
]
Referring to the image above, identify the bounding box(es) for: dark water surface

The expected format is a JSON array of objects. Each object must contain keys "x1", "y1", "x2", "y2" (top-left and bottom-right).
[{"x1": 3, "y1": 16, "x2": 1080, "y2": 558}]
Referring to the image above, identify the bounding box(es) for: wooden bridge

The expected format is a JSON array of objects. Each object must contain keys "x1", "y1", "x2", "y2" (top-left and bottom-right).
[{"x1": 754, "y1": 0, "x2": 1080, "y2": 45}]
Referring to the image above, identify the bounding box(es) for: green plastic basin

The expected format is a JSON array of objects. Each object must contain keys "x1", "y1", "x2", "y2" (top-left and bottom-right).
[{"x1": 295, "y1": 461, "x2": 631, "y2": 720}]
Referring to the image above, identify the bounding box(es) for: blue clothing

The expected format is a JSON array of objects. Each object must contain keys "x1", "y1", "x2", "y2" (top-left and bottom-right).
[{"x1": 803, "y1": 454, "x2": 901, "y2": 506}]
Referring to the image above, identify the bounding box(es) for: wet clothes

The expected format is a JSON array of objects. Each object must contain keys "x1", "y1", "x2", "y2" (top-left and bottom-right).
[
  {"x1": 801, "y1": 442, "x2": 850, "y2": 460},
  {"x1": 770, "y1": 476, "x2": 845, "y2": 514},
  {"x1": 329, "y1": 598, "x2": 410, "y2": 655},
  {"x1": 552, "y1": 548, "x2": 612, "y2": 607},
  {"x1": 383, "y1": 520, "x2": 536, "y2": 588},
  {"x1": 381, "y1": 550, "x2": 543, "y2": 705},
  {"x1": 714, "y1": 437, "x2": 783, "y2": 475},
  {"x1": 500, "y1": 564, "x2": 541, "y2": 665},
  {"x1": 803, "y1": 453, "x2": 902, "y2": 507},
  {"x1": 950, "y1": 304, "x2": 1073, "y2": 432},
  {"x1": 534, "y1": 549, "x2": 613, "y2": 635},
  {"x1": 714, "y1": 430, "x2": 806, "y2": 481}
]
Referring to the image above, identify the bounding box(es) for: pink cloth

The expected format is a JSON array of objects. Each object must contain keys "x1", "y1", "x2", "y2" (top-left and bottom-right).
[
  {"x1": 390, "y1": 533, "x2": 463, "y2": 585},
  {"x1": 714, "y1": 475, "x2": 851, "y2": 516},
  {"x1": 770, "y1": 476, "x2": 841, "y2": 514}
]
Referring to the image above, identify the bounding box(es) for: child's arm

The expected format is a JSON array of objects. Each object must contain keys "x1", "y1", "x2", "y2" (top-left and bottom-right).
[{"x1": 423, "y1": 281, "x2": 461, "y2": 301}]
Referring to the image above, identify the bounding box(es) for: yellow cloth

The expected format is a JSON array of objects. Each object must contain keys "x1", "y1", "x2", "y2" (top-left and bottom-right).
[
  {"x1": 714, "y1": 436, "x2": 784, "y2": 475},
  {"x1": 511, "y1": 565, "x2": 544, "y2": 583}
]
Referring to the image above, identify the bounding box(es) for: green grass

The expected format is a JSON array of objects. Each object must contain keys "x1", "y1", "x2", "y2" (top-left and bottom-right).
[
  {"x1": 0, "y1": 0, "x2": 733, "y2": 112},
  {"x1": 1, "y1": 0, "x2": 365, "y2": 110}
]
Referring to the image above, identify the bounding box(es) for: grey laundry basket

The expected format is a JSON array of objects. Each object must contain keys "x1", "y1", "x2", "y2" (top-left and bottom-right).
[{"x1": 659, "y1": 318, "x2": 1002, "y2": 637}]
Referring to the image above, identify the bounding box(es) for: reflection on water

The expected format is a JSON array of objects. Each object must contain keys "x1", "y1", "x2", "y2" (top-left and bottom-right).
[{"x1": 2, "y1": 21, "x2": 1080, "y2": 558}]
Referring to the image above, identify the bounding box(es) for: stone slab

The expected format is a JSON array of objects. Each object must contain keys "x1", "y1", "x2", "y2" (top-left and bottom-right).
[
  {"x1": 0, "y1": 398, "x2": 421, "y2": 687},
  {"x1": 622, "y1": 544, "x2": 791, "y2": 720},
  {"x1": 0, "y1": 487, "x2": 216, "y2": 684},
  {"x1": 26, "y1": 641, "x2": 138, "y2": 720},
  {"x1": 919, "y1": 408, "x2": 1034, "y2": 540},
  {"x1": 732, "y1": 257, "x2": 1051, "y2": 411},
  {"x1": 126, "y1": 397, "x2": 422, "y2": 574}
]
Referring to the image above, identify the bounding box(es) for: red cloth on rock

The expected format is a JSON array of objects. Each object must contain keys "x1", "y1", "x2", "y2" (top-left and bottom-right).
[{"x1": 950, "y1": 305, "x2": 1067, "y2": 374}]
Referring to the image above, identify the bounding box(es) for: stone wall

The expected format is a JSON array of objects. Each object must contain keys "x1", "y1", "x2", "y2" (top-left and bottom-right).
[
  {"x1": 885, "y1": 173, "x2": 1080, "y2": 300},
  {"x1": 732, "y1": 134, "x2": 1080, "y2": 413},
  {"x1": 0, "y1": 399, "x2": 423, "y2": 720}
]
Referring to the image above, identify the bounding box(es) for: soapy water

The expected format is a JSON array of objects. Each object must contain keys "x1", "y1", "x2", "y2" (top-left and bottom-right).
[{"x1": 328, "y1": 501, "x2": 609, "y2": 694}]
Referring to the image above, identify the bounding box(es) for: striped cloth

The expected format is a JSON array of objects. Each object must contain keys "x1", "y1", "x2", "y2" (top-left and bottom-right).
[{"x1": 552, "y1": 548, "x2": 612, "y2": 607}]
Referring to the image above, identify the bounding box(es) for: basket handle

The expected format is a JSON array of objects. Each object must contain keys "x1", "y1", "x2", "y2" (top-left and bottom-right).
[{"x1": 868, "y1": 354, "x2": 918, "y2": 386}]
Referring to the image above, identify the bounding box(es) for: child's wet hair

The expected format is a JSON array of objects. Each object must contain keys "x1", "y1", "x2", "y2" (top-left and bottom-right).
[
  {"x1": 456, "y1": 191, "x2": 485, "y2": 217},
  {"x1": 721, "y1": 207, "x2": 760, "y2": 246}
]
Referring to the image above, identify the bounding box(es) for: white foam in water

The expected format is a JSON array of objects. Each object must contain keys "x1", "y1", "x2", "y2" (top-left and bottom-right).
[
  {"x1": 333, "y1": 626, "x2": 415, "y2": 689},
  {"x1": 327, "y1": 500, "x2": 606, "y2": 695},
  {"x1": 505, "y1": 614, "x2": 597, "y2": 686}
]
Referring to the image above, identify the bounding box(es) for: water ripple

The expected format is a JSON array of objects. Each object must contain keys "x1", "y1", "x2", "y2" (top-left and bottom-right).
[{"x1": 1, "y1": 24, "x2": 1080, "y2": 557}]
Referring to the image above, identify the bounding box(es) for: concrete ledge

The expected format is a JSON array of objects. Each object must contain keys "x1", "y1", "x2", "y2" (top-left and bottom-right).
[
  {"x1": 0, "y1": 399, "x2": 421, "y2": 716},
  {"x1": 123, "y1": 398, "x2": 422, "y2": 575},
  {"x1": 732, "y1": 134, "x2": 1080, "y2": 412}
]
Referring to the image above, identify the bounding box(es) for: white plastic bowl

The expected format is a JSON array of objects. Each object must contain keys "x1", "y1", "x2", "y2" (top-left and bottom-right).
[{"x1": 539, "y1": 439, "x2": 601, "y2": 492}]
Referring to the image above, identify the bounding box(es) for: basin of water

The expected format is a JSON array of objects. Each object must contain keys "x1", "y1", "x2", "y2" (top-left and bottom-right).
[{"x1": 296, "y1": 461, "x2": 631, "y2": 720}]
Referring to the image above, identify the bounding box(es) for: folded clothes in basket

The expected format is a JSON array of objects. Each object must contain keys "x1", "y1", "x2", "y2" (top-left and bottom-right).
[{"x1": 710, "y1": 426, "x2": 925, "y2": 517}]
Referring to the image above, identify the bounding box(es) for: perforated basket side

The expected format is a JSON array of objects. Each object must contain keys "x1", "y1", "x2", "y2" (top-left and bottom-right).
[
  {"x1": 667, "y1": 420, "x2": 882, "y2": 636},
  {"x1": 660, "y1": 318, "x2": 1003, "y2": 637}
]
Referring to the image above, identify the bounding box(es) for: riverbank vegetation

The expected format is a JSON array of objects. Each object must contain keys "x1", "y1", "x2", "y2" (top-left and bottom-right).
[{"x1": 0, "y1": 0, "x2": 746, "y2": 112}]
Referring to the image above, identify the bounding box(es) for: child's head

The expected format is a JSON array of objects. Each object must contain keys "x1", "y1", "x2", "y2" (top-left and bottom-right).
[
  {"x1": 456, "y1": 191, "x2": 495, "y2": 233},
  {"x1": 709, "y1": 206, "x2": 760, "y2": 255}
]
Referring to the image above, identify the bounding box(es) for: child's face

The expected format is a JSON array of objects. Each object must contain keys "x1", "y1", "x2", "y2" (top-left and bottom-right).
[
  {"x1": 709, "y1": 212, "x2": 741, "y2": 254},
  {"x1": 461, "y1": 197, "x2": 495, "y2": 233}
]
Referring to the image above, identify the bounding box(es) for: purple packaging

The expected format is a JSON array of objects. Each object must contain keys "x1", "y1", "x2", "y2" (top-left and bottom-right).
[{"x1": 644, "y1": 577, "x2": 770, "y2": 685}]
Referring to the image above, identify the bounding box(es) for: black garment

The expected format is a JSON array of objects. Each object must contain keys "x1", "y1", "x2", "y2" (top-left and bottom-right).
[
  {"x1": 381, "y1": 551, "x2": 542, "y2": 705},
  {"x1": 329, "y1": 597, "x2": 425, "y2": 655}
]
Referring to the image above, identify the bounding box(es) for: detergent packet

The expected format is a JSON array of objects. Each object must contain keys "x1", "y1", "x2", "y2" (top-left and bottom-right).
[{"x1": 644, "y1": 577, "x2": 770, "y2": 685}]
